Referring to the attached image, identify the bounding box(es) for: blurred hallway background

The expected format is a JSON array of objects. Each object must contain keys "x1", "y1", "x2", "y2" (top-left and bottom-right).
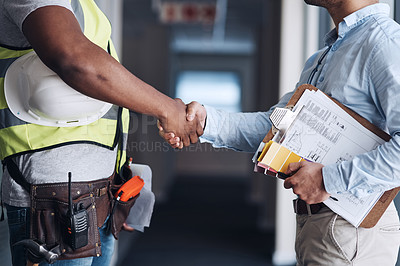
[
  {"x1": 1, "y1": 1, "x2": 400, "y2": 266},
  {"x1": 116, "y1": 175, "x2": 275, "y2": 266}
]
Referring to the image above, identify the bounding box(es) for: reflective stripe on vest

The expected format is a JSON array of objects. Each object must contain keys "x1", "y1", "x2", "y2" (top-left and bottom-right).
[{"x1": 0, "y1": 0, "x2": 129, "y2": 172}]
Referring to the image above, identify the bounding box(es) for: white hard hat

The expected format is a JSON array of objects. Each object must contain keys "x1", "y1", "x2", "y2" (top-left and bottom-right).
[{"x1": 4, "y1": 51, "x2": 112, "y2": 127}]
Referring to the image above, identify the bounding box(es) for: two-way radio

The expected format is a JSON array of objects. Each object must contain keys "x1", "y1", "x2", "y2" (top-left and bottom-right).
[{"x1": 66, "y1": 172, "x2": 89, "y2": 250}]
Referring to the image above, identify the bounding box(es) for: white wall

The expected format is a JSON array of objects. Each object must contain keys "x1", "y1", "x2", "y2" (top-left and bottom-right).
[
  {"x1": 279, "y1": 2, "x2": 319, "y2": 97},
  {"x1": 274, "y1": 1, "x2": 320, "y2": 265},
  {"x1": 380, "y1": 0, "x2": 395, "y2": 18}
]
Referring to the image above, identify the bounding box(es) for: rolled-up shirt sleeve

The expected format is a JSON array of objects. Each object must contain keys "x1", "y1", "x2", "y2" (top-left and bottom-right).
[
  {"x1": 200, "y1": 106, "x2": 271, "y2": 152},
  {"x1": 200, "y1": 91, "x2": 294, "y2": 153}
]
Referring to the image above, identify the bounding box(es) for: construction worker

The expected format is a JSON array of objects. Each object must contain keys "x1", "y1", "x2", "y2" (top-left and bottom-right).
[{"x1": 0, "y1": 0, "x2": 202, "y2": 265}]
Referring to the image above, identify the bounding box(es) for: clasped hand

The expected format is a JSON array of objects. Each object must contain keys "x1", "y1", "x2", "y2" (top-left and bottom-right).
[
  {"x1": 158, "y1": 100, "x2": 330, "y2": 204},
  {"x1": 284, "y1": 161, "x2": 331, "y2": 204},
  {"x1": 158, "y1": 99, "x2": 206, "y2": 149}
]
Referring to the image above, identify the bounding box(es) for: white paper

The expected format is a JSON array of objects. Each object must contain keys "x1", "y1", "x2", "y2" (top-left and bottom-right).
[
  {"x1": 126, "y1": 163, "x2": 155, "y2": 232},
  {"x1": 279, "y1": 90, "x2": 385, "y2": 227}
]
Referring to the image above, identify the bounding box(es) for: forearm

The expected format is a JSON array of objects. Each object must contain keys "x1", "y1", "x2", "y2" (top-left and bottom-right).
[
  {"x1": 52, "y1": 43, "x2": 173, "y2": 120},
  {"x1": 200, "y1": 106, "x2": 272, "y2": 152},
  {"x1": 323, "y1": 133, "x2": 400, "y2": 198}
]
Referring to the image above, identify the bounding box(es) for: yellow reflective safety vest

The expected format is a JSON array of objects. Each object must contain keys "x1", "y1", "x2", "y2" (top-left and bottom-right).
[{"x1": 0, "y1": 0, "x2": 129, "y2": 172}]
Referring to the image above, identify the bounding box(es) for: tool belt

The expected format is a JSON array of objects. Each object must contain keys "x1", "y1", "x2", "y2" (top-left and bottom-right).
[
  {"x1": 31, "y1": 178, "x2": 110, "y2": 260},
  {"x1": 4, "y1": 158, "x2": 138, "y2": 262}
]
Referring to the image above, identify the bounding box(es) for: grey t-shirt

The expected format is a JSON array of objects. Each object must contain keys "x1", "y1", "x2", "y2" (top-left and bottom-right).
[{"x1": 1, "y1": 0, "x2": 118, "y2": 207}]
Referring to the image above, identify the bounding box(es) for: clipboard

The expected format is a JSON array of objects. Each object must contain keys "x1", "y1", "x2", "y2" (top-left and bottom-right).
[{"x1": 261, "y1": 84, "x2": 400, "y2": 228}]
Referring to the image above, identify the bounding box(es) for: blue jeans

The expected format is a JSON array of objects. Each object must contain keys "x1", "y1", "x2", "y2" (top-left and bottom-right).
[{"x1": 6, "y1": 205, "x2": 115, "y2": 266}]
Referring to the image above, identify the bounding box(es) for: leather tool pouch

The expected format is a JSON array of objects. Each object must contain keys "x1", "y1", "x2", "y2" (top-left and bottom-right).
[
  {"x1": 5, "y1": 157, "x2": 139, "y2": 261},
  {"x1": 108, "y1": 163, "x2": 139, "y2": 239},
  {"x1": 30, "y1": 178, "x2": 111, "y2": 260}
]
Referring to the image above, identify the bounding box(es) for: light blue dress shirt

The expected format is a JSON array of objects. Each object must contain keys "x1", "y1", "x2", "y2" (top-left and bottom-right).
[{"x1": 201, "y1": 3, "x2": 400, "y2": 198}]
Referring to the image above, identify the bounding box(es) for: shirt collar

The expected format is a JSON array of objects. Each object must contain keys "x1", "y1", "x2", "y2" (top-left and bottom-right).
[
  {"x1": 324, "y1": 3, "x2": 390, "y2": 46},
  {"x1": 323, "y1": 29, "x2": 338, "y2": 46}
]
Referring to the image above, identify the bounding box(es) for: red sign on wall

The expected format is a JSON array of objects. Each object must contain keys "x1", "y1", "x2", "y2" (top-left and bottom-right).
[{"x1": 160, "y1": 2, "x2": 216, "y2": 24}]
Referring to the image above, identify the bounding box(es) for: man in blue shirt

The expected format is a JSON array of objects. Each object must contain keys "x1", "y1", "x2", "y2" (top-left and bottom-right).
[{"x1": 161, "y1": 0, "x2": 400, "y2": 264}]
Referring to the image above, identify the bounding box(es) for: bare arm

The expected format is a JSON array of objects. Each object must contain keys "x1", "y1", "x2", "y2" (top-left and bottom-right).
[{"x1": 22, "y1": 6, "x2": 202, "y2": 146}]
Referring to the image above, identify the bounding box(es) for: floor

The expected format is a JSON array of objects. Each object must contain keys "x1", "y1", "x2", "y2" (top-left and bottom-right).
[{"x1": 115, "y1": 176, "x2": 276, "y2": 266}]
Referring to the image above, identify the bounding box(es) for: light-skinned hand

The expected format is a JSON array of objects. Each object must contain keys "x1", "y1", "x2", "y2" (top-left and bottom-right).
[
  {"x1": 122, "y1": 222, "x2": 135, "y2": 232},
  {"x1": 283, "y1": 161, "x2": 330, "y2": 204}
]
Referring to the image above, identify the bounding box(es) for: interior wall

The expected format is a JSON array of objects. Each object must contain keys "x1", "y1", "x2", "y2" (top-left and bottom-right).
[
  {"x1": 251, "y1": 0, "x2": 282, "y2": 232},
  {"x1": 122, "y1": 22, "x2": 175, "y2": 201},
  {"x1": 273, "y1": 1, "x2": 320, "y2": 265}
]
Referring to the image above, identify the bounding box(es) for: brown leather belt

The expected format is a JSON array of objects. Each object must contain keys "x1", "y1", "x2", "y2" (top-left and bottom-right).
[{"x1": 293, "y1": 198, "x2": 325, "y2": 215}]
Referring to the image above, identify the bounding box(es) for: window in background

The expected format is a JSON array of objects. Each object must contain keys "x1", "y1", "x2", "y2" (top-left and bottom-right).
[{"x1": 175, "y1": 70, "x2": 241, "y2": 113}]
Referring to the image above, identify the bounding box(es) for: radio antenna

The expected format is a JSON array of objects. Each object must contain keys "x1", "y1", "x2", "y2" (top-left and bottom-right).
[{"x1": 68, "y1": 172, "x2": 73, "y2": 215}]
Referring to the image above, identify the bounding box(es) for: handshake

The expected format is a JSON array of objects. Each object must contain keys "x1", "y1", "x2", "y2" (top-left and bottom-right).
[
  {"x1": 157, "y1": 98, "x2": 329, "y2": 204},
  {"x1": 157, "y1": 99, "x2": 207, "y2": 149}
]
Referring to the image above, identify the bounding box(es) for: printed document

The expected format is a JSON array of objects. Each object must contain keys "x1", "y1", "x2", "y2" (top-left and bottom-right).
[{"x1": 279, "y1": 89, "x2": 385, "y2": 227}]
